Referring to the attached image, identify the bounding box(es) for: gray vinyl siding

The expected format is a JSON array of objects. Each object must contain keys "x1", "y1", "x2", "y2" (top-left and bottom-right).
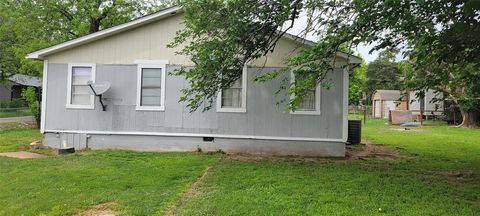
[{"x1": 44, "y1": 63, "x2": 345, "y2": 139}]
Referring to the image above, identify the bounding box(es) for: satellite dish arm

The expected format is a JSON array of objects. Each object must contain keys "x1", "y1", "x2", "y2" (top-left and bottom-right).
[{"x1": 87, "y1": 83, "x2": 107, "y2": 111}]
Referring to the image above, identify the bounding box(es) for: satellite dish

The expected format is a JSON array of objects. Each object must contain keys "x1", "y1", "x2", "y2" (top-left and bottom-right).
[
  {"x1": 87, "y1": 81, "x2": 111, "y2": 95},
  {"x1": 87, "y1": 81, "x2": 111, "y2": 111}
]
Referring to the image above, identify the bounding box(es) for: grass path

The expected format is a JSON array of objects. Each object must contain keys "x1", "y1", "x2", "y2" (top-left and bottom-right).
[{"x1": 165, "y1": 157, "x2": 224, "y2": 216}]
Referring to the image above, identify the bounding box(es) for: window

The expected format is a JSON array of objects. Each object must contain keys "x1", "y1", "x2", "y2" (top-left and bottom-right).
[
  {"x1": 136, "y1": 60, "x2": 167, "y2": 111},
  {"x1": 216, "y1": 65, "x2": 247, "y2": 113},
  {"x1": 290, "y1": 73, "x2": 321, "y2": 115},
  {"x1": 67, "y1": 63, "x2": 95, "y2": 109},
  {"x1": 298, "y1": 88, "x2": 317, "y2": 111}
]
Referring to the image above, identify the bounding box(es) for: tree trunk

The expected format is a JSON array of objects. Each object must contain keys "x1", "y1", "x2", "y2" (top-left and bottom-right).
[
  {"x1": 458, "y1": 109, "x2": 478, "y2": 128},
  {"x1": 89, "y1": 18, "x2": 101, "y2": 34}
]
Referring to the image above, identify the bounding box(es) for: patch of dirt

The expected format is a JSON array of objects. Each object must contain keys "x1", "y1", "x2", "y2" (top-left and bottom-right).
[
  {"x1": 439, "y1": 171, "x2": 474, "y2": 178},
  {"x1": 0, "y1": 122, "x2": 36, "y2": 129},
  {"x1": 76, "y1": 202, "x2": 118, "y2": 216},
  {"x1": 0, "y1": 151, "x2": 47, "y2": 159},
  {"x1": 346, "y1": 139, "x2": 401, "y2": 161}
]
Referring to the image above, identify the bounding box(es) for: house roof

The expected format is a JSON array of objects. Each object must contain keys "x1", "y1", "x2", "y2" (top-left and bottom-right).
[
  {"x1": 6, "y1": 74, "x2": 42, "y2": 87},
  {"x1": 374, "y1": 90, "x2": 403, "y2": 101},
  {"x1": 26, "y1": 6, "x2": 361, "y2": 65}
]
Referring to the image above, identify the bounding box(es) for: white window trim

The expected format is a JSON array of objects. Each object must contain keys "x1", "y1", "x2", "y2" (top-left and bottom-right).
[
  {"x1": 40, "y1": 60, "x2": 48, "y2": 133},
  {"x1": 66, "y1": 63, "x2": 96, "y2": 109},
  {"x1": 216, "y1": 64, "x2": 247, "y2": 113},
  {"x1": 135, "y1": 60, "x2": 168, "y2": 111},
  {"x1": 290, "y1": 72, "x2": 321, "y2": 115}
]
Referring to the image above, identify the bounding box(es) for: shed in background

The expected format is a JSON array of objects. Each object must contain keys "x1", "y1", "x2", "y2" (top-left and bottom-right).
[{"x1": 372, "y1": 90, "x2": 407, "y2": 118}]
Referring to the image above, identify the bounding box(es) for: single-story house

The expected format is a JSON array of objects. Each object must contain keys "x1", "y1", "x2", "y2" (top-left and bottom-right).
[
  {"x1": 0, "y1": 74, "x2": 42, "y2": 102},
  {"x1": 27, "y1": 6, "x2": 361, "y2": 157},
  {"x1": 372, "y1": 89, "x2": 444, "y2": 119}
]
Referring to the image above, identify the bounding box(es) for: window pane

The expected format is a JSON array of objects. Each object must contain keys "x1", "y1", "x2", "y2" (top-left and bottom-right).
[
  {"x1": 71, "y1": 67, "x2": 92, "y2": 105},
  {"x1": 72, "y1": 67, "x2": 92, "y2": 85},
  {"x1": 221, "y1": 79, "x2": 242, "y2": 108},
  {"x1": 142, "y1": 77, "x2": 161, "y2": 87},
  {"x1": 141, "y1": 68, "x2": 162, "y2": 106},
  {"x1": 72, "y1": 85, "x2": 90, "y2": 95},
  {"x1": 298, "y1": 89, "x2": 316, "y2": 110},
  {"x1": 141, "y1": 96, "x2": 161, "y2": 106},
  {"x1": 72, "y1": 94, "x2": 91, "y2": 105}
]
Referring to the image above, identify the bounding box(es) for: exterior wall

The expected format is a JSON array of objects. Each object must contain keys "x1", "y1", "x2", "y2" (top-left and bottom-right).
[
  {"x1": 43, "y1": 63, "x2": 347, "y2": 156},
  {"x1": 424, "y1": 90, "x2": 444, "y2": 115},
  {"x1": 46, "y1": 13, "x2": 317, "y2": 68},
  {"x1": 373, "y1": 100, "x2": 402, "y2": 119},
  {"x1": 373, "y1": 100, "x2": 380, "y2": 118},
  {"x1": 409, "y1": 90, "x2": 444, "y2": 115},
  {"x1": 43, "y1": 132, "x2": 345, "y2": 157},
  {"x1": 396, "y1": 101, "x2": 408, "y2": 111},
  {"x1": 39, "y1": 12, "x2": 353, "y2": 156},
  {"x1": 372, "y1": 92, "x2": 381, "y2": 101}
]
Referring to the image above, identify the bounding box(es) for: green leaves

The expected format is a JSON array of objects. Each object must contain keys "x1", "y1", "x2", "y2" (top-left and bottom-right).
[
  {"x1": 21, "y1": 87, "x2": 40, "y2": 127},
  {"x1": 0, "y1": 0, "x2": 174, "y2": 77},
  {"x1": 172, "y1": 0, "x2": 479, "y2": 124},
  {"x1": 171, "y1": 0, "x2": 304, "y2": 112}
]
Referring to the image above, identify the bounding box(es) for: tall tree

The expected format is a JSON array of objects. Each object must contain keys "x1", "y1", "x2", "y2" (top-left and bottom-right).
[
  {"x1": 0, "y1": 0, "x2": 173, "y2": 78},
  {"x1": 365, "y1": 50, "x2": 402, "y2": 98},
  {"x1": 171, "y1": 0, "x2": 480, "y2": 127}
]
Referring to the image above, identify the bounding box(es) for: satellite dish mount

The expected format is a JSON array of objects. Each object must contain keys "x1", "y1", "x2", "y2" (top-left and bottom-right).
[{"x1": 87, "y1": 81, "x2": 111, "y2": 111}]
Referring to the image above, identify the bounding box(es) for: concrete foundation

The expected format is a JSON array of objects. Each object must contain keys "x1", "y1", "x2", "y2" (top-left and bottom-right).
[{"x1": 44, "y1": 132, "x2": 346, "y2": 157}]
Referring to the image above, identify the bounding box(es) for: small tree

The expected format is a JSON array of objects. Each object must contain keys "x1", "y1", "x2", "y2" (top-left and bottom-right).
[
  {"x1": 349, "y1": 59, "x2": 366, "y2": 105},
  {"x1": 21, "y1": 87, "x2": 40, "y2": 128}
]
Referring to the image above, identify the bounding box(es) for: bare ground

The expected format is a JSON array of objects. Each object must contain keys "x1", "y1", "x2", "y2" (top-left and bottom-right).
[
  {"x1": 438, "y1": 171, "x2": 474, "y2": 178},
  {"x1": 75, "y1": 202, "x2": 118, "y2": 216},
  {"x1": 346, "y1": 139, "x2": 401, "y2": 161},
  {"x1": 0, "y1": 122, "x2": 36, "y2": 129}
]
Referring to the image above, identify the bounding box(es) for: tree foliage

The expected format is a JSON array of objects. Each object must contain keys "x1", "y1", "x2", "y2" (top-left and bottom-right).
[
  {"x1": 172, "y1": 0, "x2": 480, "y2": 127},
  {"x1": 0, "y1": 0, "x2": 173, "y2": 78},
  {"x1": 364, "y1": 50, "x2": 402, "y2": 99},
  {"x1": 22, "y1": 87, "x2": 40, "y2": 128},
  {"x1": 169, "y1": 0, "x2": 304, "y2": 111},
  {"x1": 349, "y1": 59, "x2": 366, "y2": 105}
]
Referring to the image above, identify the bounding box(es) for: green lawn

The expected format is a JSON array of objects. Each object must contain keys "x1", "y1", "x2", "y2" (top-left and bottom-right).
[
  {"x1": 0, "y1": 119, "x2": 478, "y2": 215},
  {"x1": 0, "y1": 108, "x2": 32, "y2": 118},
  {"x1": 173, "y1": 119, "x2": 479, "y2": 215},
  {"x1": 0, "y1": 125, "x2": 41, "y2": 152}
]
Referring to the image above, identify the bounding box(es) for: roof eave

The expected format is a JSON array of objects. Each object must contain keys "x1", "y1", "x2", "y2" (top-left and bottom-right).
[{"x1": 281, "y1": 33, "x2": 362, "y2": 65}]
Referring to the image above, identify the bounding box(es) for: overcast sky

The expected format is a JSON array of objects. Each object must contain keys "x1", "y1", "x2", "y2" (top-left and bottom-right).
[{"x1": 286, "y1": 13, "x2": 403, "y2": 63}]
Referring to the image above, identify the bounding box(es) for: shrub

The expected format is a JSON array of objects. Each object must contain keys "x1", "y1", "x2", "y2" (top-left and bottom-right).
[
  {"x1": 0, "y1": 98, "x2": 27, "y2": 108},
  {"x1": 9, "y1": 98, "x2": 27, "y2": 108},
  {"x1": 21, "y1": 87, "x2": 40, "y2": 128}
]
